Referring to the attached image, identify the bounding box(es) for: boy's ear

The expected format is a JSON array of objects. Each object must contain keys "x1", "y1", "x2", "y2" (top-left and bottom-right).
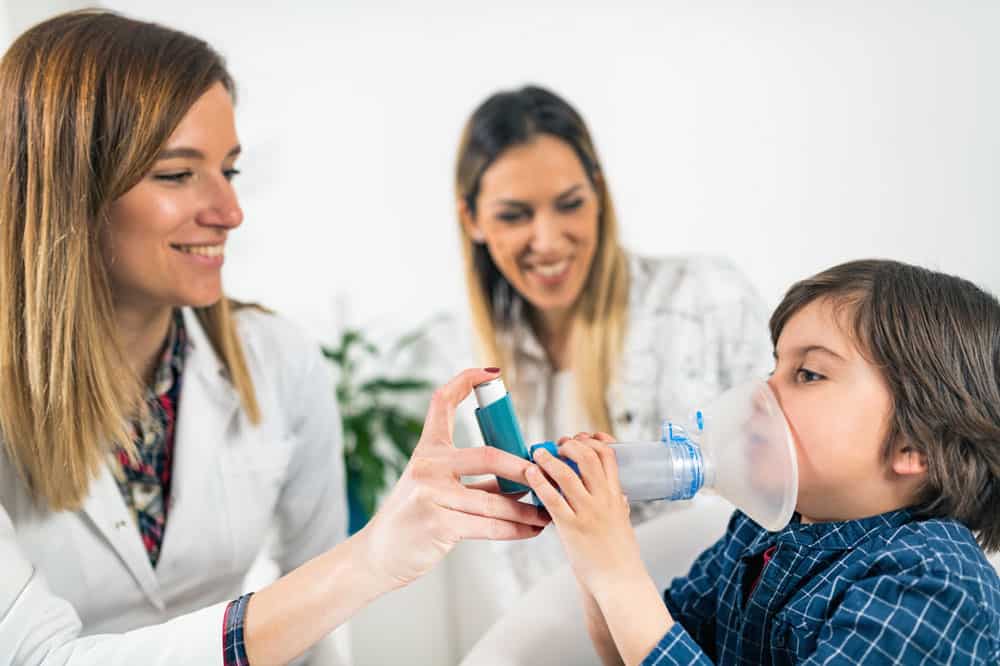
[
  {"x1": 458, "y1": 199, "x2": 485, "y2": 243},
  {"x1": 891, "y1": 443, "x2": 928, "y2": 477}
]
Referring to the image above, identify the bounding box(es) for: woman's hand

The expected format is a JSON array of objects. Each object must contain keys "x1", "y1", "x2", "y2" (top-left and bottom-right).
[
  {"x1": 357, "y1": 368, "x2": 550, "y2": 590},
  {"x1": 246, "y1": 368, "x2": 547, "y2": 665}
]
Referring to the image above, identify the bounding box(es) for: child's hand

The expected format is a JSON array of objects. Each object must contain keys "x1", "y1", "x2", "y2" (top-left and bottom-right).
[
  {"x1": 528, "y1": 432, "x2": 677, "y2": 665},
  {"x1": 525, "y1": 432, "x2": 645, "y2": 598}
]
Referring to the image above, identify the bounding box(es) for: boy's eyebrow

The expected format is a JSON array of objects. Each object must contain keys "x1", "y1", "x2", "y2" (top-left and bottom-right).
[
  {"x1": 774, "y1": 345, "x2": 847, "y2": 361},
  {"x1": 156, "y1": 145, "x2": 242, "y2": 161}
]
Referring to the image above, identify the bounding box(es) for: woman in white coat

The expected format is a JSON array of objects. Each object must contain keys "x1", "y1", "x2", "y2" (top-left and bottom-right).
[{"x1": 0, "y1": 11, "x2": 548, "y2": 665}]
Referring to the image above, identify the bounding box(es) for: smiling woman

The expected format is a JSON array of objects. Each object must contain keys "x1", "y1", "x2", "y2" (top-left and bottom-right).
[
  {"x1": 0, "y1": 10, "x2": 550, "y2": 666},
  {"x1": 446, "y1": 85, "x2": 775, "y2": 593},
  {"x1": 104, "y1": 84, "x2": 244, "y2": 335}
]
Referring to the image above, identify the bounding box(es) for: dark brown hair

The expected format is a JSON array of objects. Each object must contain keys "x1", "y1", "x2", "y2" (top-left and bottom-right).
[{"x1": 770, "y1": 259, "x2": 1000, "y2": 551}]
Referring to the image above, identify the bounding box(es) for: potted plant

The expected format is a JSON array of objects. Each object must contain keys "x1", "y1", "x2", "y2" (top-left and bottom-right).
[{"x1": 322, "y1": 324, "x2": 435, "y2": 534}]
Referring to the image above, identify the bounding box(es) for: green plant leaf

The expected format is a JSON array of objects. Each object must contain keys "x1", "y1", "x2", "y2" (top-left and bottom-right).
[
  {"x1": 324, "y1": 313, "x2": 443, "y2": 519},
  {"x1": 359, "y1": 378, "x2": 434, "y2": 394},
  {"x1": 321, "y1": 346, "x2": 345, "y2": 365},
  {"x1": 382, "y1": 407, "x2": 424, "y2": 458}
]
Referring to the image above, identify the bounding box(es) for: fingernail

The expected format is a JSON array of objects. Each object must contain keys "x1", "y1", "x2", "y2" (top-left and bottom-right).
[
  {"x1": 535, "y1": 449, "x2": 551, "y2": 459},
  {"x1": 525, "y1": 466, "x2": 540, "y2": 480},
  {"x1": 484, "y1": 367, "x2": 500, "y2": 373}
]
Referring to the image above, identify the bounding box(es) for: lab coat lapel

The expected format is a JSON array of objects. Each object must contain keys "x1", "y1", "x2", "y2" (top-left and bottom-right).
[
  {"x1": 81, "y1": 462, "x2": 166, "y2": 610},
  {"x1": 156, "y1": 308, "x2": 240, "y2": 573}
]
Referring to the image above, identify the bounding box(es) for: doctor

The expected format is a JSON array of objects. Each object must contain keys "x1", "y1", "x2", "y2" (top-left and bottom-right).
[{"x1": 0, "y1": 10, "x2": 548, "y2": 666}]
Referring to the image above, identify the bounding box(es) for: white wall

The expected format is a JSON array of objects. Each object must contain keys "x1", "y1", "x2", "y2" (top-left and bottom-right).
[
  {"x1": 3, "y1": 0, "x2": 83, "y2": 42},
  {"x1": 41, "y1": 0, "x2": 994, "y2": 343},
  {"x1": 4, "y1": 2, "x2": 999, "y2": 664}
]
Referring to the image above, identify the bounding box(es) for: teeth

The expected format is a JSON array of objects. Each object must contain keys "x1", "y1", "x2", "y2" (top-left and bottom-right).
[
  {"x1": 175, "y1": 244, "x2": 224, "y2": 257},
  {"x1": 532, "y1": 260, "x2": 570, "y2": 277}
]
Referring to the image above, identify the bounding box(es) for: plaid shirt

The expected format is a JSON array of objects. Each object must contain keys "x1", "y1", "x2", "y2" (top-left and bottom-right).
[
  {"x1": 106, "y1": 310, "x2": 253, "y2": 666},
  {"x1": 643, "y1": 509, "x2": 1000, "y2": 665},
  {"x1": 109, "y1": 310, "x2": 188, "y2": 567}
]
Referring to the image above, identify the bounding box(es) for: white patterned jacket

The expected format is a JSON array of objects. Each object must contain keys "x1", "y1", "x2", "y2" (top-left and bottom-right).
[{"x1": 407, "y1": 253, "x2": 773, "y2": 595}]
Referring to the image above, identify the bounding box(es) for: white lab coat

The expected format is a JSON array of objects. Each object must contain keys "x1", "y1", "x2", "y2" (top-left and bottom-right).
[{"x1": 0, "y1": 307, "x2": 347, "y2": 664}]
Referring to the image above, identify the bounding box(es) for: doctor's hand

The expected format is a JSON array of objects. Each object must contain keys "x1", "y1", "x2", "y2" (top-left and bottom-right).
[
  {"x1": 243, "y1": 368, "x2": 546, "y2": 665},
  {"x1": 356, "y1": 368, "x2": 550, "y2": 590}
]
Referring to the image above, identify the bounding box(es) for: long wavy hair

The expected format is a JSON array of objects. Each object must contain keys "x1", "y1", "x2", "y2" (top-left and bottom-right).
[{"x1": 455, "y1": 85, "x2": 629, "y2": 434}]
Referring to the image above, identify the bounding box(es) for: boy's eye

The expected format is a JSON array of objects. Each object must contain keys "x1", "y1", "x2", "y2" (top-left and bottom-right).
[
  {"x1": 795, "y1": 368, "x2": 825, "y2": 383},
  {"x1": 223, "y1": 168, "x2": 241, "y2": 182},
  {"x1": 556, "y1": 198, "x2": 583, "y2": 213},
  {"x1": 153, "y1": 171, "x2": 192, "y2": 183}
]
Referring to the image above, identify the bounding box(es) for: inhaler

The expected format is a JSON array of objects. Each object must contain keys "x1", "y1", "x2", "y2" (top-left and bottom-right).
[
  {"x1": 530, "y1": 380, "x2": 799, "y2": 531},
  {"x1": 473, "y1": 377, "x2": 531, "y2": 493}
]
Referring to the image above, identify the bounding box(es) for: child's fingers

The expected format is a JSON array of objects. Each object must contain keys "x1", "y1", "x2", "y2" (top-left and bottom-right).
[
  {"x1": 524, "y1": 463, "x2": 573, "y2": 521},
  {"x1": 533, "y1": 448, "x2": 591, "y2": 512},
  {"x1": 591, "y1": 431, "x2": 616, "y2": 443},
  {"x1": 570, "y1": 434, "x2": 623, "y2": 497},
  {"x1": 558, "y1": 439, "x2": 606, "y2": 495}
]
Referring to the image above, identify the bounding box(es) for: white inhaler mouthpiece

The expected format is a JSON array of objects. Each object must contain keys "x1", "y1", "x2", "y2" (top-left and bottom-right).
[{"x1": 473, "y1": 378, "x2": 507, "y2": 408}]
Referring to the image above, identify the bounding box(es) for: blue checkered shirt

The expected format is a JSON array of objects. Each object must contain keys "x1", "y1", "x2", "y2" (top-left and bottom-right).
[{"x1": 643, "y1": 509, "x2": 1000, "y2": 665}]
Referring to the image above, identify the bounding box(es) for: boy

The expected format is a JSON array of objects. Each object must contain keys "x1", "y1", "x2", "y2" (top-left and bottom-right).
[{"x1": 525, "y1": 259, "x2": 1000, "y2": 664}]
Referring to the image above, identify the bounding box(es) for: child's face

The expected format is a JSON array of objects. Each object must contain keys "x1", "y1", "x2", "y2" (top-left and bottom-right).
[{"x1": 768, "y1": 298, "x2": 925, "y2": 523}]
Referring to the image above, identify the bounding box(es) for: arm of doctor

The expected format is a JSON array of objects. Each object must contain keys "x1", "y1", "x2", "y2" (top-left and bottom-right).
[{"x1": 0, "y1": 368, "x2": 549, "y2": 666}]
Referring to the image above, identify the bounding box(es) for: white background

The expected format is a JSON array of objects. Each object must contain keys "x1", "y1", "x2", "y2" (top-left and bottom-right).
[
  {"x1": 4, "y1": 0, "x2": 997, "y2": 343},
  {"x1": 3, "y1": 2, "x2": 998, "y2": 664}
]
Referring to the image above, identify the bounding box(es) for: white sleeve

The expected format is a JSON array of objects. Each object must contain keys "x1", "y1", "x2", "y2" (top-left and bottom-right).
[
  {"x1": 269, "y1": 343, "x2": 347, "y2": 574},
  {"x1": 0, "y1": 503, "x2": 228, "y2": 666}
]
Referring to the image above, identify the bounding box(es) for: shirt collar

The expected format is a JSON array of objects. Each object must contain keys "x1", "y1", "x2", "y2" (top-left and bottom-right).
[
  {"x1": 150, "y1": 309, "x2": 189, "y2": 398},
  {"x1": 749, "y1": 508, "x2": 916, "y2": 553}
]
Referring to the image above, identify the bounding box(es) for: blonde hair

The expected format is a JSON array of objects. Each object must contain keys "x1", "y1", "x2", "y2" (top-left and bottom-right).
[
  {"x1": 455, "y1": 86, "x2": 630, "y2": 434},
  {"x1": 0, "y1": 10, "x2": 260, "y2": 511}
]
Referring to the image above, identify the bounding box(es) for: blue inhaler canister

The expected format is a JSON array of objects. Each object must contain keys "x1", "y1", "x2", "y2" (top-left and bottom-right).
[{"x1": 473, "y1": 377, "x2": 531, "y2": 493}]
